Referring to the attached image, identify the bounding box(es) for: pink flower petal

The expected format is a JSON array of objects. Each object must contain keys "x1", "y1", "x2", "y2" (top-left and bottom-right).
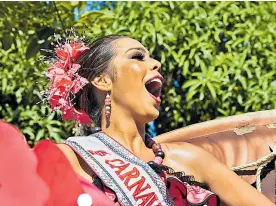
[
  {"x1": 48, "y1": 95, "x2": 60, "y2": 110},
  {"x1": 55, "y1": 48, "x2": 68, "y2": 60},
  {"x1": 46, "y1": 39, "x2": 92, "y2": 123},
  {"x1": 72, "y1": 75, "x2": 89, "y2": 94},
  {"x1": 72, "y1": 47, "x2": 89, "y2": 61},
  {"x1": 46, "y1": 68, "x2": 65, "y2": 81},
  {"x1": 78, "y1": 110, "x2": 92, "y2": 124},
  {"x1": 61, "y1": 107, "x2": 92, "y2": 124},
  {"x1": 68, "y1": 64, "x2": 81, "y2": 78}
]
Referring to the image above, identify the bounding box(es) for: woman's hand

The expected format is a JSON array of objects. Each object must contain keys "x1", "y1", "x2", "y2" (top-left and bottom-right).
[{"x1": 162, "y1": 142, "x2": 274, "y2": 206}]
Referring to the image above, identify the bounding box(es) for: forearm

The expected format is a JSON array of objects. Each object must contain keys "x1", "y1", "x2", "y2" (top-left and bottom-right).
[{"x1": 203, "y1": 155, "x2": 274, "y2": 206}]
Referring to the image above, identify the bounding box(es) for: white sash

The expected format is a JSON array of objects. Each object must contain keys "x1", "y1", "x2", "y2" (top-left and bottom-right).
[{"x1": 63, "y1": 133, "x2": 172, "y2": 206}]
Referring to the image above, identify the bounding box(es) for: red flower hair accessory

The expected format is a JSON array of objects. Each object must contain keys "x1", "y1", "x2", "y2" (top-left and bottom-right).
[{"x1": 44, "y1": 37, "x2": 92, "y2": 124}]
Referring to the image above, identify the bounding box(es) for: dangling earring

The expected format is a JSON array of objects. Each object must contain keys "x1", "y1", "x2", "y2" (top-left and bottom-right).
[{"x1": 105, "y1": 91, "x2": 111, "y2": 119}]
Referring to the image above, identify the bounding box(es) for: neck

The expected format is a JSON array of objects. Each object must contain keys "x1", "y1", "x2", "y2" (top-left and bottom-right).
[{"x1": 101, "y1": 106, "x2": 147, "y2": 156}]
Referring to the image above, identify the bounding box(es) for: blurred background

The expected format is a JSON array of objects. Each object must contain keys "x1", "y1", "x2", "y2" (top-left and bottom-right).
[{"x1": 0, "y1": 1, "x2": 275, "y2": 146}]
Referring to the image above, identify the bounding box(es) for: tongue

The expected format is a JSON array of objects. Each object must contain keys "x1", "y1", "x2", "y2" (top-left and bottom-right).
[{"x1": 149, "y1": 93, "x2": 161, "y2": 103}]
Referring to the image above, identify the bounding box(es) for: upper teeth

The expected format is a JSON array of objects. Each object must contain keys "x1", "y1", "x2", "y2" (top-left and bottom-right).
[{"x1": 149, "y1": 78, "x2": 162, "y2": 84}]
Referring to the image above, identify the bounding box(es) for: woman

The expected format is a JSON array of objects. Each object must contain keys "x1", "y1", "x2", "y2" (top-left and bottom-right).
[{"x1": 47, "y1": 35, "x2": 273, "y2": 205}]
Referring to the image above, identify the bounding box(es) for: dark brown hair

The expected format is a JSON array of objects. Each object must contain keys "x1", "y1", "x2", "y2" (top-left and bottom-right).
[{"x1": 74, "y1": 35, "x2": 127, "y2": 130}]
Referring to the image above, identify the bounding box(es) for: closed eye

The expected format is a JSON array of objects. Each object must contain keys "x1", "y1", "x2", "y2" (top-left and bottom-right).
[{"x1": 130, "y1": 52, "x2": 146, "y2": 61}]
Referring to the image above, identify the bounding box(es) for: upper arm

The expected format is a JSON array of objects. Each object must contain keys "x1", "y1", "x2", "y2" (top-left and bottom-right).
[
  {"x1": 162, "y1": 142, "x2": 206, "y2": 182},
  {"x1": 198, "y1": 147, "x2": 273, "y2": 205},
  {"x1": 56, "y1": 143, "x2": 82, "y2": 171},
  {"x1": 57, "y1": 143, "x2": 94, "y2": 182},
  {"x1": 163, "y1": 142, "x2": 274, "y2": 206}
]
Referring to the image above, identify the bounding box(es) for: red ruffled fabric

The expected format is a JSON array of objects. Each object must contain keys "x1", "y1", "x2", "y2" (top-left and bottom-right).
[
  {"x1": 0, "y1": 121, "x2": 49, "y2": 206},
  {"x1": 93, "y1": 174, "x2": 220, "y2": 205},
  {"x1": 167, "y1": 177, "x2": 220, "y2": 206},
  {"x1": 0, "y1": 121, "x2": 114, "y2": 206}
]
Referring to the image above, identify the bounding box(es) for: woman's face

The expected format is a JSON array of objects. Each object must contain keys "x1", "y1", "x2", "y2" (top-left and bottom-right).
[{"x1": 111, "y1": 38, "x2": 162, "y2": 124}]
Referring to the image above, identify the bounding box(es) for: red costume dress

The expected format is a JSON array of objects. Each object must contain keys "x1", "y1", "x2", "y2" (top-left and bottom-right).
[{"x1": 64, "y1": 133, "x2": 220, "y2": 205}]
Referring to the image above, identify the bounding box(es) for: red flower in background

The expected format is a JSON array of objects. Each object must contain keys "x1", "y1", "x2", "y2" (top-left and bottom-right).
[{"x1": 0, "y1": 120, "x2": 114, "y2": 206}]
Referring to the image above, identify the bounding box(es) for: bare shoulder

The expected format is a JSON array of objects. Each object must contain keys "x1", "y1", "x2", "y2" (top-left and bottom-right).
[
  {"x1": 161, "y1": 141, "x2": 215, "y2": 164},
  {"x1": 56, "y1": 143, "x2": 81, "y2": 171},
  {"x1": 159, "y1": 141, "x2": 218, "y2": 182},
  {"x1": 161, "y1": 141, "x2": 209, "y2": 158},
  {"x1": 57, "y1": 143, "x2": 94, "y2": 182}
]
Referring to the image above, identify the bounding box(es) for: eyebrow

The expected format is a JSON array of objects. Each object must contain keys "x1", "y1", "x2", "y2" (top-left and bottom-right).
[{"x1": 125, "y1": 47, "x2": 154, "y2": 58}]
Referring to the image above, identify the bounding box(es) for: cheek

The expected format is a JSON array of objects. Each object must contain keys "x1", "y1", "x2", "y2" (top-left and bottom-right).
[
  {"x1": 123, "y1": 62, "x2": 146, "y2": 77},
  {"x1": 116, "y1": 62, "x2": 146, "y2": 90},
  {"x1": 112, "y1": 62, "x2": 148, "y2": 106}
]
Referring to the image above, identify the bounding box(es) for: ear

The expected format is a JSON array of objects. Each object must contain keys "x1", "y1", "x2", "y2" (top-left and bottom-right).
[{"x1": 91, "y1": 74, "x2": 112, "y2": 92}]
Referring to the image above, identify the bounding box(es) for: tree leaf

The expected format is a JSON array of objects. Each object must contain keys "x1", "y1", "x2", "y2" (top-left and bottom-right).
[
  {"x1": 1, "y1": 33, "x2": 13, "y2": 50},
  {"x1": 207, "y1": 82, "x2": 217, "y2": 99},
  {"x1": 26, "y1": 38, "x2": 39, "y2": 59}
]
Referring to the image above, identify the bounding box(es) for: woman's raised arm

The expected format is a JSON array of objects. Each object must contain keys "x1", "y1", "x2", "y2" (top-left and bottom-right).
[{"x1": 162, "y1": 142, "x2": 274, "y2": 206}]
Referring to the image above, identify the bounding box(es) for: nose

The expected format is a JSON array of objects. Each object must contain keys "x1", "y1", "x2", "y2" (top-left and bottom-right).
[{"x1": 150, "y1": 59, "x2": 161, "y2": 72}]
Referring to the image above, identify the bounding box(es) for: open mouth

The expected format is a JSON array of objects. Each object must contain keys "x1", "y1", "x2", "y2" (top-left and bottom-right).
[{"x1": 145, "y1": 76, "x2": 163, "y2": 103}]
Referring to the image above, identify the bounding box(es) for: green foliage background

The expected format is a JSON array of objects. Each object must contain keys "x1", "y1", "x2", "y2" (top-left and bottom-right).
[{"x1": 0, "y1": 2, "x2": 275, "y2": 145}]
